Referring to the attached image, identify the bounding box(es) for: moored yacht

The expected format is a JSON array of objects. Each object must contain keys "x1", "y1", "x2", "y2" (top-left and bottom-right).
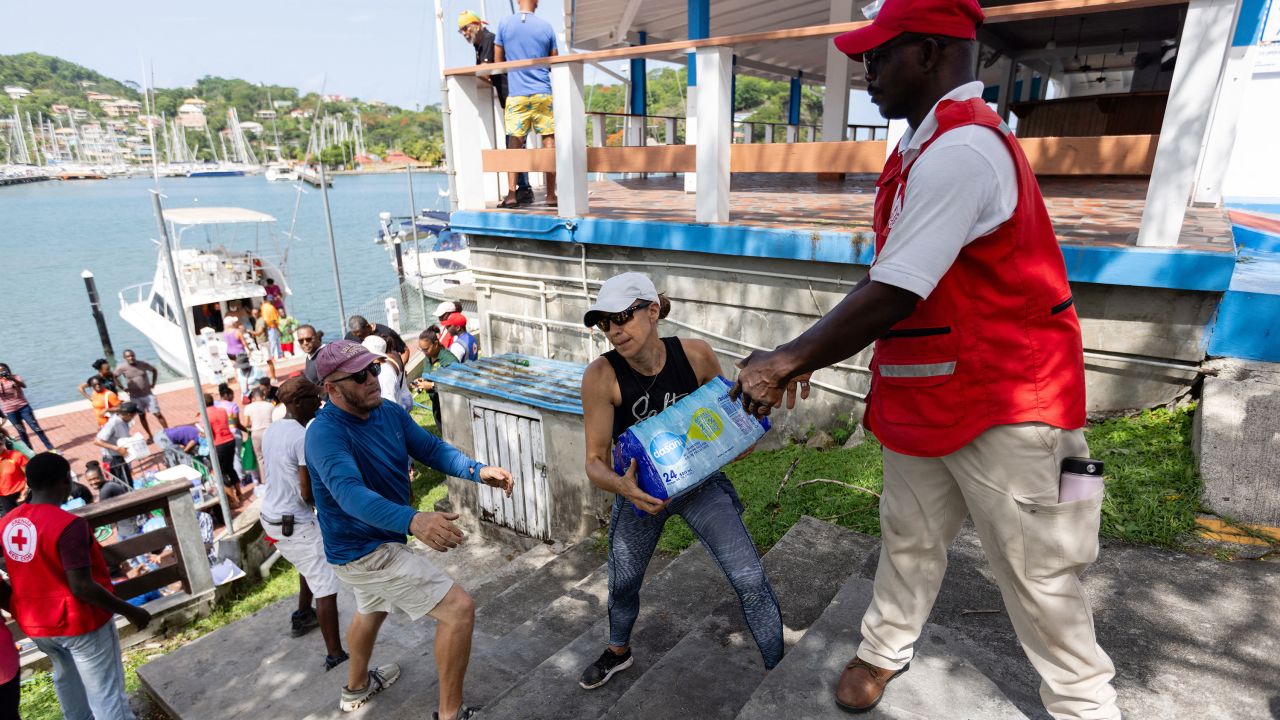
[
  {"x1": 264, "y1": 161, "x2": 298, "y2": 182},
  {"x1": 376, "y1": 210, "x2": 473, "y2": 298},
  {"x1": 118, "y1": 207, "x2": 290, "y2": 382}
]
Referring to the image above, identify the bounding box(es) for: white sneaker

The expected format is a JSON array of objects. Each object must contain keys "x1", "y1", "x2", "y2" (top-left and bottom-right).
[{"x1": 339, "y1": 663, "x2": 401, "y2": 712}]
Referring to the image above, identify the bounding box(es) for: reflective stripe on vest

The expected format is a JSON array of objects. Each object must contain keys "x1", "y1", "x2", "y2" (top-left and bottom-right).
[{"x1": 878, "y1": 361, "x2": 957, "y2": 378}]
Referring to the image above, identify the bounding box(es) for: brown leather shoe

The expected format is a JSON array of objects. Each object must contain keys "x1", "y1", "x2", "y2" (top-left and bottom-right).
[{"x1": 835, "y1": 657, "x2": 909, "y2": 713}]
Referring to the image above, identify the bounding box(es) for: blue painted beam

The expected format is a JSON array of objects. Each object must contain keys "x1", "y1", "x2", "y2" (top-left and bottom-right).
[
  {"x1": 687, "y1": 0, "x2": 709, "y2": 86},
  {"x1": 630, "y1": 32, "x2": 647, "y2": 117},
  {"x1": 788, "y1": 75, "x2": 802, "y2": 126}
]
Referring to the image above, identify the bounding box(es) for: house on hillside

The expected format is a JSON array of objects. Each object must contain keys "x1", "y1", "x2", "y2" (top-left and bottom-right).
[
  {"x1": 3, "y1": 86, "x2": 31, "y2": 100},
  {"x1": 254, "y1": 109, "x2": 277, "y2": 120},
  {"x1": 177, "y1": 103, "x2": 206, "y2": 129}
]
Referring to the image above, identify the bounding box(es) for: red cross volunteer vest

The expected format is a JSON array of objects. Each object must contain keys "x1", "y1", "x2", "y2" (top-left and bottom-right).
[
  {"x1": 2, "y1": 503, "x2": 115, "y2": 637},
  {"x1": 863, "y1": 97, "x2": 1086, "y2": 457}
]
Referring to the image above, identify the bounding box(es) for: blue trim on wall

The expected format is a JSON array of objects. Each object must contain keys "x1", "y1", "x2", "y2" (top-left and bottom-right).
[
  {"x1": 1208, "y1": 291, "x2": 1280, "y2": 360},
  {"x1": 1232, "y1": 0, "x2": 1273, "y2": 47},
  {"x1": 451, "y1": 211, "x2": 1235, "y2": 292},
  {"x1": 1233, "y1": 224, "x2": 1280, "y2": 254}
]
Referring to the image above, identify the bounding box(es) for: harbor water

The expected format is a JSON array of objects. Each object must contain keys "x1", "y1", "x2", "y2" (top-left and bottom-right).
[{"x1": 0, "y1": 172, "x2": 448, "y2": 409}]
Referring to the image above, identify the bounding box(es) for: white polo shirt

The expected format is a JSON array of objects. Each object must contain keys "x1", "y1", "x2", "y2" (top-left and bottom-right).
[{"x1": 868, "y1": 81, "x2": 1019, "y2": 300}]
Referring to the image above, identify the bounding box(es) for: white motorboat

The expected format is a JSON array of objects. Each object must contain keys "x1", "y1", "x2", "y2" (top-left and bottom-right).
[
  {"x1": 118, "y1": 207, "x2": 291, "y2": 382},
  {"x1": 264, "y1": 161, "x2": 298, "y2": 182},
  {"x1": 376, "y1": 210, "x2": 474, "y2": 298}
]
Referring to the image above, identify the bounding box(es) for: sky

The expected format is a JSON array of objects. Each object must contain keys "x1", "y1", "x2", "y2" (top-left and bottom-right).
[{"x1": 5, "y1": 0, "x2": 880, "y2": 122}]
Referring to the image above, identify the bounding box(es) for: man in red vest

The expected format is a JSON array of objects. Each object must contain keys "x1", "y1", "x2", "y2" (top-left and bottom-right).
[
  {"x1": 1, "y1": 453, "x2": 151, "y2": 720},
  {"x1": 732, "y1": 0, "x2": 1118, "y2": 717}
]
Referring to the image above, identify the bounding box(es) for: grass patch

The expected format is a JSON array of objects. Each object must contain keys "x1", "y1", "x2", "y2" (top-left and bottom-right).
[
  {"x1": 650, "y1": 405, "x2": 1203, "y2": 555},
  {"x1": 1088, "y1": 406, "x2": 1201, "y2": 547},
  {"x1": 410, "y1": 392, "x2": 449, "y2": 512}
]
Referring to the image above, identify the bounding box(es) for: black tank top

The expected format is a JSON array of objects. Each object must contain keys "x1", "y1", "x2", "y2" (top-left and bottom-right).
[{"x1": 605, "y1": 337, "x2": 701, "y2": 440}]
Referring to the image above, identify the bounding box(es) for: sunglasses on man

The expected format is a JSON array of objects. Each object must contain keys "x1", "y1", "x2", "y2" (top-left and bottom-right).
[
  {"x1": 863, "y1": 33, "x2": 951, "y2": 72},
  {"x1": 334, "y1": 362, "x2": 382, "y2": 385},
  {"x1": 593, "y1": 301, "x2": 651, "y2": 332}
]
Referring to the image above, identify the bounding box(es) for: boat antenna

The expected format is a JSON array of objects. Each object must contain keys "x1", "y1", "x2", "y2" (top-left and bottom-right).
[{"x1": 141, "y1": 58, "x2": 160, "y2": 185}]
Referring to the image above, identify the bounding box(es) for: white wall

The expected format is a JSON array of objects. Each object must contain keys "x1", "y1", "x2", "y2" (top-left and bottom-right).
[{"x1": 1223, "y1": 51, "x2": 1280, "y2": 201}]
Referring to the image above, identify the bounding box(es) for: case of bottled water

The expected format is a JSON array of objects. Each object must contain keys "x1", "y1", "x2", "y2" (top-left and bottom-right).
[{"x1": 613, "y1": 376, "x2": 770, "y2": 514}]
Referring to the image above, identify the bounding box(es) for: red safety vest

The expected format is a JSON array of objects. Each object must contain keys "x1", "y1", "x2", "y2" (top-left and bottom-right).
[
  {"x1": 2, "y1": 503, "x2": 114, "y2": 638},
  {"x1": 863, "y1": 97, "x2": 1086, "y2": 457}
]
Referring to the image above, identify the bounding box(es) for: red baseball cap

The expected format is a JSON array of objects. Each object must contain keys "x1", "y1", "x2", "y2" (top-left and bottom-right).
[{"x1": 833, "y1": 0, "x2": 984, "y2": 60}]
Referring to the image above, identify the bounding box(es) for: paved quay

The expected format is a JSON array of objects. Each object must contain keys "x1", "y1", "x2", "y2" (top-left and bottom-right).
[{"x1": 33, "y1": 355, "x2": 307, "y2": 482}]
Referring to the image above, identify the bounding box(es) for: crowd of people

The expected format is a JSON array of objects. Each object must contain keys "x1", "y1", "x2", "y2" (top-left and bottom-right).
[{"x1": 0, "y1": 0, "x2": 1124, "y2": 718}]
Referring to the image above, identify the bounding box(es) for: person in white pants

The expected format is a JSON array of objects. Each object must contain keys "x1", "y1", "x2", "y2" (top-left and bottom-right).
[{"x1": 731, "y1": 0, "x2": 1119, "y2": 716}]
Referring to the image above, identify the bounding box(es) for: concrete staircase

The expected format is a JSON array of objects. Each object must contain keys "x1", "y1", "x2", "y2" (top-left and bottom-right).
[{"x1": 140, "y1": 516, "x2": 1048, "y2": 719}]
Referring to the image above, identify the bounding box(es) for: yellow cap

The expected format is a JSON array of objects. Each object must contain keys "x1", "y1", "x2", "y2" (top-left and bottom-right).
[{"x1": 458, "y1": 10, "x2": 486, "y2": 29}]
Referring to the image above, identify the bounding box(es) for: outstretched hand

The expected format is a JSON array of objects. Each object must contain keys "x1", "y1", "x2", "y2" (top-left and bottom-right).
[
  {"x1": 730, "y1": 349, "x2": 811, "y2": 418},
  {"x1": 479, "y1": 466, "x2": 514, "y2": 498},
  {"x1": 410, "y1": 511, "x2": 466, "y2": 552}
]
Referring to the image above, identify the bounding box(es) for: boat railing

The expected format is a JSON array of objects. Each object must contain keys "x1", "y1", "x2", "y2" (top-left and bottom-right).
[
  {"x1": 443, "y1": 0, "x2": 1177, "y2": 224},
  {"x1": 119, "y1": 281, "x2": 153, "y2": 310}
]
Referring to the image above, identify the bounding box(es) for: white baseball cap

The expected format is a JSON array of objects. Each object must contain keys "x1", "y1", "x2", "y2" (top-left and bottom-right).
[
  {"x1": 361, "y1": 335, "x2": 389, "y2": 359},
  {"x1": 433, "y1": 301, "x2": 459, "y2": 318},
  {"x1": 583, "y1": 273, "x2": 659, "y2": 327}
]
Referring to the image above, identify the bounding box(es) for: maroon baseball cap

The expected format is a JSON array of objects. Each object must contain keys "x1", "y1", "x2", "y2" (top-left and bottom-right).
[
  {"x1": 314, "y1": 340, "x2": 378, "y2": 382},
  {"x1": 833, "y1": 0, "x2": 984, "y2": 60}
]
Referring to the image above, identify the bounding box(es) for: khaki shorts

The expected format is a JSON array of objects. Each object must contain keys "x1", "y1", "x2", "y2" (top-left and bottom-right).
[{"x1": 331, "y1": 542, "x2": 454, "y2": 620}]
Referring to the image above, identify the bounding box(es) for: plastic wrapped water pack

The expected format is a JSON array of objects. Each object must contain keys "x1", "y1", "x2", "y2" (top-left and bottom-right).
[{"x1": 613, "y1": 376, "x2": 771, "y2": 514}]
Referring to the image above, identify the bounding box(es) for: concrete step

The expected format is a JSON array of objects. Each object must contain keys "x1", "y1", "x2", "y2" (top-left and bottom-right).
[
  {"x1": 475, "y1": 540, "x2": 609, "y2": 637},
  {"x1": 478, "y1": 541, "x2": 733, "y2": 720},
  {"x1": 599, "y1": 516, "x2": 880, "y2": 720},
  {"x1": 735, "y1": 575, "x2": 1030, "y2": 720},
  {"x1": 138, "y1": 531, "x2": 544, "y2": 720},
  {"x1": 370, "y1": 550, "x2": 676, "y2": 719}
]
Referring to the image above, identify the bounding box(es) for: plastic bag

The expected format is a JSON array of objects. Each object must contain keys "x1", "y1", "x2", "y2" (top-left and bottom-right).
[{"x1": 613, "y1": 376, "x2": 770, "y2": 514}]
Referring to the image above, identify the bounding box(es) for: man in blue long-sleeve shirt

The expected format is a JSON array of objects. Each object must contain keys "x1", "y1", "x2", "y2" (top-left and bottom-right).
[{"x1": 306, "y1": 340, "x2": 513, "y2": 719}]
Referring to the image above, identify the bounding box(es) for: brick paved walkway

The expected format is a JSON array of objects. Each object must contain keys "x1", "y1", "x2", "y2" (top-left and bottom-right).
[
  {"x1": 34, "y1": 356, "x2": 307, "y2": 494},
  {"x1": 501, "y1": 174, "x2": 1234, "y2": 252}
]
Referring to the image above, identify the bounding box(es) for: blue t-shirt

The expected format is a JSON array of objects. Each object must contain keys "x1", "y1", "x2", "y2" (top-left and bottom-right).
[
  {"x1": 305, "y1": 400, "x2": 486, "y2": 565},
  {"x1": 495, "y1": 11, "x2": 557, "y2": 98}
]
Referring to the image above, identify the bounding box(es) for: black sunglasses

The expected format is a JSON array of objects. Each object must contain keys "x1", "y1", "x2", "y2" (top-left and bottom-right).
[
  {"x1": 594, "y1": 301, "x2": 652, "y2": 332},
  {"x1": 863, "y1": 34, "x2": 949, "y2": 72},
  {"x1": 335, "y1": 362, "x2": 382, "y2": 385}
]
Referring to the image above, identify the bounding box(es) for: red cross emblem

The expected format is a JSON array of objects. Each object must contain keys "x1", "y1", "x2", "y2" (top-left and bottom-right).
[{"x1": 3, "y1": 518, "x2": 37, "y2": 563}]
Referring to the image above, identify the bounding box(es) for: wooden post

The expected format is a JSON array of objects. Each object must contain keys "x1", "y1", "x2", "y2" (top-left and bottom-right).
[
  {"x1": 447, "y1": 76, "x2": 499, "y2": 211},
  {"x1": 167, "y1": 488, "x2": 215, "y2": 596},
  {"x1": 552, "y1": 62, "x2": 588, "y2": 217},
  {"x1": 696, "y1": 46, "x2": 733, "y2": 223},
  {"x1": 1137, "y1": 0, "x2": 1237, "y2": 246}
]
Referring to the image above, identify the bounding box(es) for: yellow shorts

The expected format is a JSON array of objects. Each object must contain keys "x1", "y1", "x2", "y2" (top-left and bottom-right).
[{"x1": 505, "y1": 94, "x2": 555, "y2": 138}]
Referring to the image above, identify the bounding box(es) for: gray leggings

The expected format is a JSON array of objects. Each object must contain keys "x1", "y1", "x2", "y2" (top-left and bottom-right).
[{"x1": 606, "y1": 474, "x2": 784, "y2": 669}]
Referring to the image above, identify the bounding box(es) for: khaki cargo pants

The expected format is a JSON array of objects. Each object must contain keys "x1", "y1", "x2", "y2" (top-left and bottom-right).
[{"x1": 857, "y1": 422, "x2": 1121, "y2": 720}]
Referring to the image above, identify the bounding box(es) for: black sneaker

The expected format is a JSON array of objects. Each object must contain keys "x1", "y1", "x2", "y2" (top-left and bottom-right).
[
  {"x1": 433, "y1": 707, "x2": 480, "y2": 720},
  {"x1": 291, "y1": 609, "x2": 319, "y2": 638},
  {"x1": 515, "y1": 187, "x2": 535, "y2": 205},
  {"x1": 324, "y1": 650, "x2": 350, "y2": 671},
  {"x1": 579, "y1": 647, "x2": 633, "y2": 690}
]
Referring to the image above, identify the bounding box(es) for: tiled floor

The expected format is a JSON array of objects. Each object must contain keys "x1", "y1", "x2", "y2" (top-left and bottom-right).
[{"x1": 497, "y1": 174, "x2": 1235, "y2": 253}]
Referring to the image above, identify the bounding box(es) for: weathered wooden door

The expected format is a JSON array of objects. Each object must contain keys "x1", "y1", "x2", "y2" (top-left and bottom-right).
[{"x1": 469, "y1": 399, "x2": 551, "y2": 540}]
